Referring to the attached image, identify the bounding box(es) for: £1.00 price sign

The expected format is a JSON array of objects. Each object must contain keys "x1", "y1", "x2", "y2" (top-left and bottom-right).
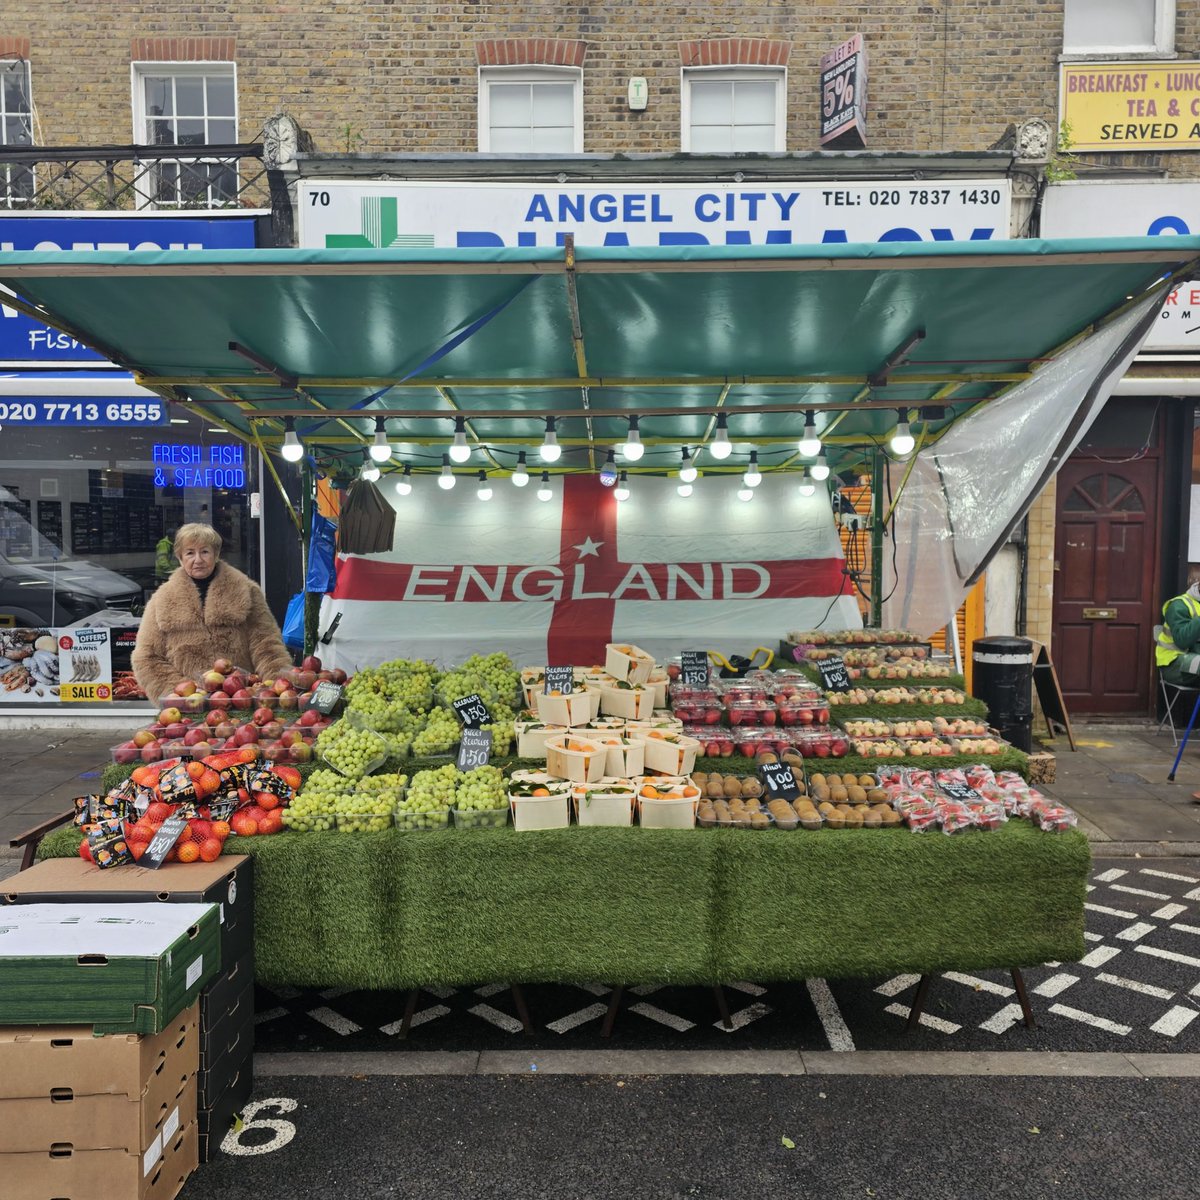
[
  {"x1": 759, "y1": 761, "x2": 802, "y2": 801},
  {"x1": 816, "y1": 656, "x2": 851, "y2": 692}
]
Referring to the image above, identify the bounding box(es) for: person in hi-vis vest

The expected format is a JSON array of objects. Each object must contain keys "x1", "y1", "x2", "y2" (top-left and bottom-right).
[{"x1": 1157, "y1": 577, "x2": 1200, "y2": 688}]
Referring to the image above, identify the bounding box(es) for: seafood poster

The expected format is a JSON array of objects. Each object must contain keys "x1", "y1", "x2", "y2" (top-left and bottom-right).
[
  {"x1": 57, "y1": 627, "x2": 112, "y2": 702},
  {"x1": 0, "y1": 629, "x2": 61, "y2": 701}
]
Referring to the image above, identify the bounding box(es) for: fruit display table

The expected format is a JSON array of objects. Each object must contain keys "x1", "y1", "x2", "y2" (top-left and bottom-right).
[{"x1": 41, "y1": 823, "x2": 1089, "y2": 989}]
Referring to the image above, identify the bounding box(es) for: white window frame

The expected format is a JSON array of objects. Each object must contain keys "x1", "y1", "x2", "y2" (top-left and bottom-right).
[
  {"x1": 1061, "y1": 0, "x2": 1176, "y2": 58},
  {"x1": 680, "y1": 66, "x2": 787, "y2": 154},
  {"x1": 477, "y1": 65, "x2": 583, "y2": 154},
  {"x1": 130, "y1": 60, "x2": 239, "y2": 208},
  {"x1": 0, "y1": 58, "x2": 35, "y2": 209}
]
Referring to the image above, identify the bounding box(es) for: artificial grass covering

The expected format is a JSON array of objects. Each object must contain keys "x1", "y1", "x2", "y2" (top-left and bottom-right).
[
  {"x1": 830, "y1": 697, "x2": 989, "y2": 721},
  {"x1": 39, "y1": 818, "x2": 1087, "y2": 989}
]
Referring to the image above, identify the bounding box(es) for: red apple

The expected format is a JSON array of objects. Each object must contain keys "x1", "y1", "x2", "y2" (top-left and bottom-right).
[
  {"x1": 293, "y1": 670, "x2": 317, "y2": 692},
  {"x1": 133, "y1": 728, "x2": 157, "y2": 748},
  {"x1": 270, "y1": 677, "x2": 290, "y2": 696},
  {"x1": 263, "y1": 742, "x2": 288, "y2": 762},
  {"x1": 212, "y1": 658, "x2": 234, "y2": 675},
  {"x1": 300, "y1": 655, "x2": 322, "y2": 672},
  {"x1": 174, "y1": 679, "x2": 198, "y2": 697},
  {"x1": 298, "y1": 709, "x2": 321, "y2": 728},
  {"x1": 183, "y1": 728, "x2": 208, "y2": 747},
  {"x1": 222, "y1": 673, "x2": 247, "y2": 697},
  {"x1": 140, "y1": 742, "x2": 163, "y2": 762},
  {"x1": 252, "y1": 707, "x2": 274, "y2": 727},
  {"x1": 207, "y1": 691, "x2": 232, "y2": 710},
  {"x1": 157, "y1": 707, "x2": 182, "y2": 725},
  {"x1": 289, "y1": 742, "x2": 313, "y2": 763},
  {"x1": 233, "y1": 725, "x2": 260, "y2": 746},
  {"x1": 315, "y1": 670, "x2": 334, "y2": 683},
  {"x1": 255, "y1": 686, "x2": 277, "y2": 703},
  {"x1": 279, "y1": 728, "x2": 300, "y2": 748},
  {"x1": 215, "y1": 720, "x2": 238, "y2": 739},
  {"x1": 261, "y1": 720, "x2": 284, "y2": 740},
  {"x1": 205, "y1": 709, "x2": 226, "y2": 729},
  {"x1": 113, "y1": 744, "x2": 140, "y2": 764},
  {"x1": 191, "y1": 740, "x2": 214, "y2": 758},
  {"x1": 202, "y1": 669, "x2": 226, "y2": 692},
  {"x1": 231, "y1": 688, "x2": 254, "y2": 711},
  {"x1": 164, "y1": 722, "x2": 187, "y2": 739},
  {"x1": 331, "y1": 669, "x2": 348, "y2": 685},
  {"x1": 277, "y1": 689, "x2": 299, "y2": 710}
]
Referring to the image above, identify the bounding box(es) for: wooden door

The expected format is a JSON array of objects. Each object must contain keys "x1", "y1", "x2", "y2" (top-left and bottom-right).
[{"x1": 1052, "y1": 458, "x2": 1160, "y2": 713}]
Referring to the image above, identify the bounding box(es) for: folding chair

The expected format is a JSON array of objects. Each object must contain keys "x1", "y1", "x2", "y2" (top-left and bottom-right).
[{"x1": 1155, "y1": 625, "x2": 1200, "y2": 746}]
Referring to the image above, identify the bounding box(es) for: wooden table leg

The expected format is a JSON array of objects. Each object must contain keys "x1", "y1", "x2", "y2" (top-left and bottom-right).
[
  {"x1": 905, "y1": 974, "x2": 932, "y2": 1034},
  {"x1": 601, "y1": 985, "x2": 624, "y2": 1038},
  {"x1": 397, "y1": 987, "x2": 420, "y2": 1040},
  {"x1": 510, "y1": 983, "x2": 533, "y2": 1035},
  {"x1": 1011, "y1": 968, "x2": 1037, "y2": 1030},
  {"x1": 713, "y1": 985, "x2": 733, "y2": 1030}
]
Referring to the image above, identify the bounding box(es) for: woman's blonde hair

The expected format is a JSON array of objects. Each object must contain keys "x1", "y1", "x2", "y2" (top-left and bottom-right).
[{"x1": 173, "y1": 523, "x2": 223, "y2": 558}]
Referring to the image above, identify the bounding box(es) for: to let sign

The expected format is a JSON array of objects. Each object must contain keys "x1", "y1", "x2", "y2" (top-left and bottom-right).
[{"x1": 819, "y1": 34, "x2": 868, "y2": 147}]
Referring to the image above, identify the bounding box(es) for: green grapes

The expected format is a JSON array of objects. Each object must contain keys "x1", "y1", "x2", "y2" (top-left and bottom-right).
[
  {"x1": 411, "y1": 707, "x2": 461, "y2": 756},
  {"x1": 319, "y1": 724, "x2": 387, "y2": 778}
]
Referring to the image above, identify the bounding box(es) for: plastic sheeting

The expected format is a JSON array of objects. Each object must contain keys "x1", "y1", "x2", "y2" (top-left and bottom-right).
[{"x1": 882, "y1": 284, "x2": 1168, "y2": 637}]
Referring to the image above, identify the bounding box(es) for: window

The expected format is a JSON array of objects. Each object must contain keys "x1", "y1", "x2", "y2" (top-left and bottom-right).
[
  {"x1": 1063, "y1": 0, "x2": 1175, "y2": 56},
  {"x1": 682, "y1": 68, "x2": 785, "y2": 153},
  {"x1": 0, "y1": 59, "x2": 33, "y2": 208},
  {"x1": 132, "y1": 62, "x2": 237, "y2": 206},
  {"x1": 478, "y1": 67, "x2": 582, "y2": 153}
]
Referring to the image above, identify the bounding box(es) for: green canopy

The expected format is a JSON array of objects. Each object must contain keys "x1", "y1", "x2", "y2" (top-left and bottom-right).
[{"x1": 2, "y1": 237, "x2": 1197, "y2": 478}]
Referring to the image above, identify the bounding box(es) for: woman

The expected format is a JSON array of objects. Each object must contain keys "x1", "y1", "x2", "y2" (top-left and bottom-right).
[{"x1": 132, "y1": 523, "x2": 293, "y2": 702}]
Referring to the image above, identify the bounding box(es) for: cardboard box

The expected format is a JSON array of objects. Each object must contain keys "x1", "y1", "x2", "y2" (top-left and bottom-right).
[
  {"x1": 199, "y1": 946, "x2": 254, "y2": 1034},
  {"x1": 0, "y1": 903, "x2": 221, "y2": 1034},
  {"x1": 1, "y1": 856, "x2": 254, "y2": 966},
  {"x1": 198, "y1": 1060, "x2": 254, "y2": 1164},
  {"x1": 199, "y1": 981, "x2": 254, "y2": 1108},
  {"x1": 6, "y1": 1119, "x2": 198, "y2": 1200}
]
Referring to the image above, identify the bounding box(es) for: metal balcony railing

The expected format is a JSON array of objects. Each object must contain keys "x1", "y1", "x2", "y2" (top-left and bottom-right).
[{"x1": 0, "y1": 142, "x2": 269, "y2": 211}]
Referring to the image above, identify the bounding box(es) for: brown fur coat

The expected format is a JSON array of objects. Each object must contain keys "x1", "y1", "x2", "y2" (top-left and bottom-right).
[{"x1": 132, "y1": 564, "x2": 293, "y2": 702}]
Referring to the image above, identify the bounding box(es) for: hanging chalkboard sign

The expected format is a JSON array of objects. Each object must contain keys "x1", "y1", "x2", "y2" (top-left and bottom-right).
[
  {"x1": 680, "y1": 650, "x2": 711, "y2": 686},
  {"x1": 759, "y1": 761, "x2": 801, "y2": 800},
  {"x1": 938, "y1": 780, "x2": 982, "y2": 804},
  {"x1": 140, "y1": 814, "x2": 189, "y2": 870},
  {"x1": 452, "y1": 693, "x2": 492, "y2": 729},
  {"x1": 457, "y1": 727, "x2": 494, "y2": 771},
  {"x1": 816, "y1": 656, "x2": 851, "y2": 692},
  {"x1": 544, "y1": 666, "x2": 574, "y2": 695},
  {"x1": 306, "y1": 680, "x2": 345, "y2": 716}
]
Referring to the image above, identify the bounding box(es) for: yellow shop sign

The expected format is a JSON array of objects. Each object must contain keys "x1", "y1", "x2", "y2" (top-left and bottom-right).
[{"x1": 1060, "y1": 62, "x2": 1200, "y2": 150}]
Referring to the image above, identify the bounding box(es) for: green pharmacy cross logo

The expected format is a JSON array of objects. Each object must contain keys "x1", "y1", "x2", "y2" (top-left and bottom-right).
[{"x1": 326, "y1": 197, "x2": 435, "y2": 249}]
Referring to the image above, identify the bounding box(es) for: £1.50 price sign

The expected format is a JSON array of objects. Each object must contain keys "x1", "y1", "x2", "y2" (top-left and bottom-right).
[{"x1": 452, "y1": 693, "x2": 492, "y2": 729}]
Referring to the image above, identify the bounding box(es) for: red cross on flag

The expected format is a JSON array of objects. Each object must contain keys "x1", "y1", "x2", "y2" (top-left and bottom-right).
[{"x1": 320, "y1": 473, "x2": 861, "y2": 669}]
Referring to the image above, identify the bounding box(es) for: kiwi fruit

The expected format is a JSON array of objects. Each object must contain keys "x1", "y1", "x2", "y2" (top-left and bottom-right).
[
  {"x1": 825, "y1": 810, "x2": 845, "y2": 829},
  {"x1": 858, "y1": 774, "x2": 875, "y2": 787},
  {"x1": 818, "y1": 800, "x2": 835, "y2": 814},
  {"x1": 810, "y1": 785, "x2": 830, "y2": 804},
  {"x1": 706, "y1": 779, "x2": 725, "y2": 799},
  {"x1": 750, "y1": 812, "x2": 770, "y2": 829},
  {"x1": 841, "y1": 773, "x2": 858, "y2": 786},
  {"x1": 842, "y1": 808, "x2": 864, "y2": 828},
  {"x1": 740, "y1": 778, "x2": 763, "y2": 799},
  {"x1": 863, "y1": 809, "x2": 882, "y2": 828},
  {"x1": 881, "y1": 809, "x2": 901, "y2": 826},
  {"x1": 847, "y1": 785, "x2": 867, "y2": 805},
  {"x1": 829, "y1": 785, "x2": 848, "y2": 804},
  {"x1": 867, "y1": 788, "x2": 888, "y2": 805},
  {"x1": 723, "y1": 778, "x2": 742, "y2": 798},
  {"x1": 809, "y1": 773, "x2": 827, "y2": 787},
  {"x1": 799, "y1": 813, "x2": 823, "y2": 830},
  {"x1": 692, "y1": 772, "x2": 708, "y2": 787}
]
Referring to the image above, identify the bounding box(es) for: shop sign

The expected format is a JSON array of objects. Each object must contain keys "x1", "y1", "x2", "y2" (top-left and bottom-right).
[
  {"x1": 297, "y1": 179, "x2": 1010, "y2": 250},
  {"x1": 0, "y1": 397, "x2": 166, "y2": 427},
  {"x1": 0, "y1": 215, "x2": 257, "y2": 363},
  {"x1": 1060, "y1": 62, "x2": 1200, "y2": 150},
  {"x1": 152, "y1": 443, "x2": 247, "y2": 489},
  {"x1": 1041, "y1": 180, "x2": 1200, "y2": 350},
  {"x1": 58, "y1": 627, "x2": 112, "y2": 702},
  {"x1": 819, "y1": 34, "x2": 868, "y2": 147}
]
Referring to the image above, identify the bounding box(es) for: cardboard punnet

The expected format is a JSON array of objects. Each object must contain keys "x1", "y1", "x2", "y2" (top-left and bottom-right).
[{"x1": 0, "y1": 902, "x2": 221, "y2": 1034}]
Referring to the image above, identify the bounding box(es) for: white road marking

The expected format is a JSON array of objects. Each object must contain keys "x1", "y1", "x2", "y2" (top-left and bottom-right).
[
  {"x1": 1170, "y1": 923, "x2": 1200, "y2": 937},
  {"x1": 1033, "y1": 973, "x2": 1080, "y2": 998},
  {"x1": 630, "y1": 984, "x2": 662, "y2": 996},
  {"x1": 1115, "y1": 922, "x2": 1157, "y2": 942},
  {"x1": 628, "y1": 1002, "x2": 694, "y2": 1032},
  {"x1": 1094, "y1": 973, "x2": 1175, "y2": 1000},
  {"x1": 1094, "y1": 868, "x2": 1128, "y2": 882},
  {"x1": 469, "y1": 1003, "x2": 525, "y2": 1033},
  {"x1": 806, "y1": 978, "x2": 855, "y2": 1052},
  {"x1": 1084, "y1": 932, "x2": 1102, "y2": 942},
  {"x1": 1150, "y1": 1006, "x2": 1200, "y2": 1038},
  {"x1": 380, "y1": 1005, "x2": 450, "y2": 1035},
  {"x1": 319, "y1": 986, "x2": 355, "y2": 1000},
  {"x1": 943, "y1": 971, "x2": 1014, "y2": 996},
  {"x1": 1141, "y1": 869, "x2": 1199, "y2": 884},
  {"x1": 875, "y1": 973, "x2": 921, "y2": 998},
  {"x1": 1183, "y1": 887, "x2": 1200, "y2": 902},
  {"x1": 979, "y1": 1004, "x2": 1024, "y2": 1034},
  {"x1": 547, "y1": 1003, "x2": 608, "y2": 1034},
  {"x1": 729, "y1": 981, "x2": 767, "y2": 997},
  {"x1": 883, "y1": 1003, "x2": 961, "y2": 1034},
  {"x1": 254, "y1": 1006, "x2": 288, "y2": 1024},
  {"x1": 425, "y1": 985, "x2": 455, "y2": 999},
  {"x1": 269, "y1": 985, "x2": 300, "y2": 999},
  {"x1": 307, "y1": 1006, "x2": 362, "y2": 1036},
  {"x1": 1136, "y1": 944, "x2": 1200, "y2": 969},
  {"x1": 474, "y1": 983, "x2": 506, "y2": 998},
  {"x1": 1079, "y1": 945, "x2": 1123, "y2": 968},
  {"x1": 1085, "y1": 902, "x2": 1137, "y2": 919},
  {"x1": 1152, "y1": 903, "x2": 1189, "y2": 920},
  {"x1": 717, "y1": 1002, "x2": 773, "y2": 1033},
  {"x1": 1110, "y1": 885, "x2": 1172, "y2": 900},
  {"x1": 1048, "y1": 1004, "x2": 1131, "y2": 1036},
  {"x1": 579, "y1": 983, "x2": 612, "y2": 997}
]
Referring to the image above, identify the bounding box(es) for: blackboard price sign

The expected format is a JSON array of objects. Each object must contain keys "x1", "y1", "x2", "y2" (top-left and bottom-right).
[
  {"x1": 141, "y1": 814, "x2": 189, "y2": 870},
  {"x1": 452, "y1": 693, "x2": 492, "y2": 729},
  {"x1": 544, "y1": 666, "x2": 574, "y2": 695},
  {"x1": 938, "y1": 781, "x2": 982, "y2": 804},
  {"x1": 759, "y1": 761, "x2": 801, "y2": 800},
  {"x1": 680, "y1": 650, "x2": 711, "y2": 685},
  {"x1": 817, "y1": 656, "x2": 851, "y2": 692},
  {"x1": 457, "y1": 727, "x2": 493, "y2": 770},
  {"x1": 306, "y1": 680, "x2": 345, "y2": 716}
]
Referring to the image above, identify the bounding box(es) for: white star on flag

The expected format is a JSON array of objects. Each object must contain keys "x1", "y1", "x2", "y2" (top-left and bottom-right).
[{"x1": 574, "y1": 536, "x2": 604, "y2": 558}]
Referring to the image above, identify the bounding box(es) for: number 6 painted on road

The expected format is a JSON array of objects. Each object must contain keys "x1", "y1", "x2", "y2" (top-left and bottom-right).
[{"x1": 220, "y1": 1097, "x2": 299, "y2": 1156}]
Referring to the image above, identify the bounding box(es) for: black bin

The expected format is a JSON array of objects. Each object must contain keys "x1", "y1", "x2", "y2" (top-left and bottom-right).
[{"x1": 971, "y1": 635, "x2": 1034, "y2": 753}]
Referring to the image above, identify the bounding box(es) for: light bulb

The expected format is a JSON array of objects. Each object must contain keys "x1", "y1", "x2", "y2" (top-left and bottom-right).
[
  {"x1": 536, "y1": 470, "x2": 553, "y2": 502},
  {"x1": 369, "y1": 416, "x2": 392, "y2": 462},
  {"x1": 512, "y1": 451, "x2": 529, "y2": 486},
  {"x1": 710, "y1": 414, "x2": 732, "y2": 460},
  {"x1": 614, "y1": 471, "x2": 630, "y2": 502},
  {"x1": 438, "y1": 455, "x2": 456, "y2": 490},
  {"x1": 890, "y1": 414, "x2": 916, "y2": 456},
  {"x1": 599, "y1": 447, "x2": 619, "y2": 486},
  {"x1": 360, "y1": 457, "x2": 380, "y2": 483},
  {"x1": 541, "y1": 417, "x2": 562, "y2": 463},
  {"x1": 619, "y1": 415, "x2": 644, "y2": 462},
  {"x1": 678, "y1": 447, "x2": 698, "y2": 484},
  {"x1": 737, "y1": 486, "x2": 754, "y2": 502},
  {"x1": 799, "y1": 469, "x2": 816, "y2": 497},
  {"x1": 743, "y1": 450, "x2": 761, "y2": 488},
  {"x1": 394, "y1": 464, "x2": 413, "y2": 496},
  {"x1": 280, "y1": 417, "x2": 304, "y2": 463},
  {"x1": 476, "y1": 469, "x2": 492, "y2": 501},
  {"x1": 798, "y1": 409, "x2": 822, "y2": 458},
  {"x1": 449, "y1": 415, "x2": 471, "y2": 463},
  {"x1": 811, "y1": 454, "x2": 831, "y2": 482},
  {"x1": 676, "y1": 481, "x2": 693, "y2": 497}
]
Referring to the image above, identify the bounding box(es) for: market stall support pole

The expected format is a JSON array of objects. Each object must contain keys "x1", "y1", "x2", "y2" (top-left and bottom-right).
[
  {"x1": 870, "y1": 454, "x2": 885, "y2": 628},
  {"x1": 300, "y1": 461, "x2": 320, "y2": 658}
]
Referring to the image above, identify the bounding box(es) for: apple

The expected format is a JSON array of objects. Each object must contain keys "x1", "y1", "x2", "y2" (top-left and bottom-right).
[
  {"x1": 277, "y1": 689, "x2": 299, "y2": 710},
  {"x1": 298, "y1": 708, "x2": 321, "y2": 728},
  {"x1": 176, "y1": 693, "x2": 204, "y2": 713},
  {"x1": 174, "y1": 679, "x2": 198, "y2": 697},
  {"x1": 212, "y1": 658, "x2": 234, "y2": 675},
  {"x1": 231, "y1": 688, "x2": 254, "y2": 711},
  {"x1": 233, "y1": 725, "x2": 260, "y2": 746},
  {"x1": 140, "y1": 742, "x2": 164, "y2": 763},
  {"x1": 293, "y1": 670, "x2": 317, "y2": 692},
  {"x1": 255, "y1": 686, "x2": 277, "y2": 703},
  {"x1": 315, "y1": 670, "x2": 334, "y2": 683},
  {"x1": 222, "y1": 673, "x2": 247, "y2": 697},
  {"x1": 300, "y1": 655, "x2": 322, "y2": 672},
  {"x1": 263, "y1": 742, "x2": 288, "y2": 762},
  {"x1": 261, "y1": 720, "x2": 284, "y2": 740},
  {"x1": 271, "y1": 677, "x2": 291, "y2": 697},
  {"x1": 164, "y1": 722, "x2": 186, "y2": 739},
  {"x1": 191, "y1": 740, "x2": 214, "y2": 758},
  {"x1": 279, "y1": 728, "x2": 300, "y2": 748},
  {"x1": 202, "y1": 669, "x2": 226, "y2": 692},
  {"x1": 331, "y1": 669, "x2": 348, "y2": 685},
  {"x1": 252, "y1": 706, "x2": 274, "y2": 727},
  {"x1": 113, "y1": 744, "x2": 141, "y2": 764},
  {"x1": 205, "y1": 709, "x2": 226, "y2": 729},
  {"x1": 133, "y1": 728, "x2": 157, "y2": 748},
  {"x1": 207, "y1": 691, "x2": 232, "y2": 710},
  {"x1": 157, "y1": 707, "x2": 182, "y2": 725},
  {"x1": 289, "y1": 742, "x2": 313, "y2": 763},
  {"x1": 215, "y1": 720, "x2": 238, "y2": 740},
  {"x1": 183, "y1": 728, "x2": 208, "y2": 747}
]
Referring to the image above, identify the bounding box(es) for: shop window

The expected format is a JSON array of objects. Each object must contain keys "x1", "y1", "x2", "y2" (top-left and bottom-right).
[
  {"x1": 478, "y1": 67, "x2": 582, "y2": 153},
  {"x1": 681, "y1": 68, "x2": 785, "y2": 153},
  {"x1": 1062, "y1": 0, "x2": 1175, "y2": 56},
  {"x1": 0, "y1": 59, "x2": 33, "y2": 208},
  {"x1": 131, "y1": 62, "x2": 238, "y2": 207}
]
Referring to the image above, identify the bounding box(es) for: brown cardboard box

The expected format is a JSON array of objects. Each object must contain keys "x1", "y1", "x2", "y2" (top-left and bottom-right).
[{"x1": 6, "y1": 1119, "x2": 198, "y2": 1200}]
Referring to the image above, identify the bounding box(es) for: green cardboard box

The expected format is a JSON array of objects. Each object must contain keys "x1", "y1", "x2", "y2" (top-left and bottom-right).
[{"x1": 0, "y1": 903, "x2": 221, "y2": 1034}]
